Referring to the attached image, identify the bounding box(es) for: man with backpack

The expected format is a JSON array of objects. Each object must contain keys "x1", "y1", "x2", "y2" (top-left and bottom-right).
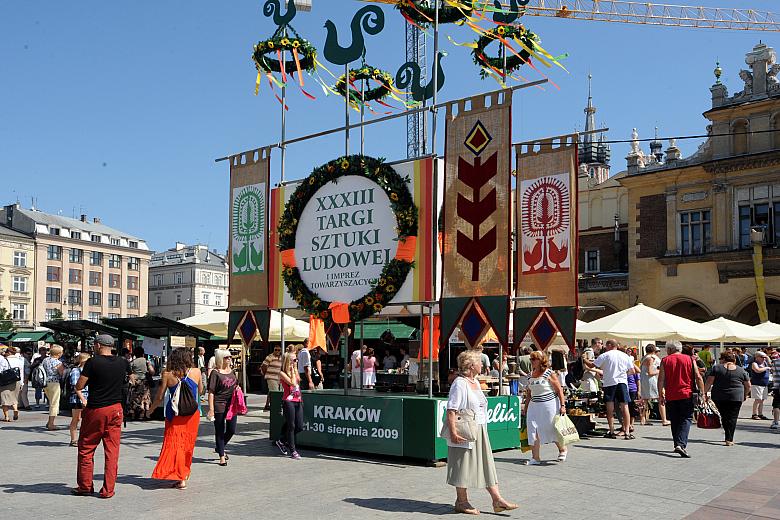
[
  {"x1": 72, "y1": 334, "x2": 130, "y2": 499},
  {"x1": 30, "y1": 346, "x2": 48, "y2": 407}
]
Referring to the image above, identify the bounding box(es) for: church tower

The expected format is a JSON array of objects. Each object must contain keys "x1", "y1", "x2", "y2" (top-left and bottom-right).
[{"x1": 578, "y1": 75, "x2": 611, "y2": 184}]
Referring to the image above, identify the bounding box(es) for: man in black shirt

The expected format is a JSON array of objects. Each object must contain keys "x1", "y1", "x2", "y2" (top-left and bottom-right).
[{"x1": 72, "y1": 334, "x2": 129, "y2": 499}]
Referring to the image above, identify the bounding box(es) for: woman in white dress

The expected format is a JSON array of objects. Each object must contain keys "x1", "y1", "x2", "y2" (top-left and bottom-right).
[
  {"x1": 523, "y1": 351, "x2": 567, "y2": 465},
  {"x1": 639, "y1": 344, "x2": 669, "y2": 426}
]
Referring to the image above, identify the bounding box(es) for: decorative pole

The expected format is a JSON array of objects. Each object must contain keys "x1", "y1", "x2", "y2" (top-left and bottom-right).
[{"x1": 428, "y1": 1, "x2": 440, "y2": 399}]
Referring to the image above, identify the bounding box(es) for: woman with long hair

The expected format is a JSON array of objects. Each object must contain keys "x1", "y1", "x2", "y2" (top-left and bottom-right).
[
  {"x1": 277, "y1": 351, "x2": 303, "y2": 460},
  {"x1": 128, "y1": 346, "x2": 154, "y2": 420},
  {"x1": 523, "y1": 350, "x2": 568, "y2": 465},
  {"x1": 68, "y1": 353, "x2": 90, "y2": 446},
  {"x1": 150, "y1": 348, "x2": 203, "y2": 490},
  {"x1": 362, "y1": 348, "x2": 377, "y2": 389},
  {"x1": 207, "y1": 349, "x2": 238, "y2": 466}
]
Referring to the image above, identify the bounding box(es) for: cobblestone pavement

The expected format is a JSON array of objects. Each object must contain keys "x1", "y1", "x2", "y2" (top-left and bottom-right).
[{"x1": 1, "y1": 393, "x2": 778, "y2": 520}]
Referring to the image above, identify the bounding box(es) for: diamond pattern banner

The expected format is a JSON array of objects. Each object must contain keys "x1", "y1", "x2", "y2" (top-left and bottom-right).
[{"x1": 238, "y1": 311, "x2": 258, "y2": 346}]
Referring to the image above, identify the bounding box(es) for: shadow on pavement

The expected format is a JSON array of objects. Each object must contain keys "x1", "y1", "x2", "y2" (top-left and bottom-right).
[
  {"x1": 641, "y1": 435, "x2": 779, "y2": 449},
  {"x1": 18, "y1": 440, "x2": 69, "y2": 447},
  {"x1": 344, "y1": 497, "x2": 453, "y2": 515},
  {"x1": 0, "y1": 482, "x2": 72, "y2": 495},
  {"x1": 574, "y1": 444, "x2": 679, "y2": 458},
  {"x1": 114, "y1": 474, "x2": 172, "y2": 490}
]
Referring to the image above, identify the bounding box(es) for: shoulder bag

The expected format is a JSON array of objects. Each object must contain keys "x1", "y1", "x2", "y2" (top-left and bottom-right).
[
  {"x1": 439, "y1": 379, "x2": 479, "y2": 442},
  {"x1": 0, "y1": 357, "x2": 21, "y2": 386}
]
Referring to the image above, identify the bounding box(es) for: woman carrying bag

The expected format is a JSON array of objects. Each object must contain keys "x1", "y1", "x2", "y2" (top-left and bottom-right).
[
  {"x1": 704, "y1": 351, "x2": 751, "y2": 446},
  {"x1": 207, "y1": 349, "x2": 238, "y2": 466},
  {"x1": 443, "y1": 350, "x2": 517, "y2": 515},
  {"x1": 523, "y1": 351, "x2": 568, "y2": 465}
]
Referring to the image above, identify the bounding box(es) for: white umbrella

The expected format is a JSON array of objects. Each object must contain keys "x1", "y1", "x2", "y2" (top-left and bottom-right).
[
  {"x1": 576, "y1": 303, "x2": 722, "y2": 341},
  {"x1": 181, "y1": 309, "x2": 309, "y2": 342},
  {"x1": 754, "y1": 321, "x2": 780, "y2": 340},
  {"x1": 702, "y1": 317, "x2": 780, "y2": 343}
]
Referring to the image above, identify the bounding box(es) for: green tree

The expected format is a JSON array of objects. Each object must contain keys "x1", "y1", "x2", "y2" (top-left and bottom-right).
[
  {"x1": 0, "y1": 307, "x2": 15, "y2": 332},
  {"x1": 50, "y1": 308, "x2": 64, "y2": 321}
]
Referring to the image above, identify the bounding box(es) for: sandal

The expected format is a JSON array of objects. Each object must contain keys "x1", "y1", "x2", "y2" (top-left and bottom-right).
[
  {"x1": 70, "y1": 441, "x2": 78, "y2": 447},
  {"x1": 173, "y1": 482, "x2": 187, "y2": 490},
  {"x1": 604, "y1": 431, "x2": 617, "y2": 439},
  {"x1": 493, "y1": 501, "x2": 519, "y2": 513},
  {"x1": 624, "y1": 433, "x2": 636, "y2": 440},
  {"x1": 454, "y1": 502, "x2": 480, "y2": 515},
  {"x1": 557, "y1": 451, "x2": 568, "y2": 462}
]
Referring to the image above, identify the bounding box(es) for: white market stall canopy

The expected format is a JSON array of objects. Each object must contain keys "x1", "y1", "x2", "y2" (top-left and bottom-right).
[
  {"x1": 702, "y1": 317, "x2": 780, "y2": 343},
  {"x1": 181, "y1": 309, "x2": 309, "y2": 342},
  {"x1": 576, "y1": 303, "x2": 722, "y2": 341},
  {"x1": 754, "y1": 321, "x2": 780, "y2": 341}
]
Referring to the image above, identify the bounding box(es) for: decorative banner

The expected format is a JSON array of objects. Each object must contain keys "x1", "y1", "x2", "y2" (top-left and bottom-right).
[
  {"x1": 441, "y1": 90, "x2": 512, "y2": 346},
  {"x1": 229, "y1": 148, "x2": 270, "y2": 311},
  {"x1": 269, "y1": 181, "x2": 301, "y2": 310},
  {"x1": 514, "y1": 134, "x2": 579, "y2": 348}
]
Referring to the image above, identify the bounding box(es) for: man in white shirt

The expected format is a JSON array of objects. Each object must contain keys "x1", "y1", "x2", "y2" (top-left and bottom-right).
[
  {"x1": 297, "y1": 340, "x2": 314, "y2": 391},
  {"x1": 349, "y1": 345, "x2": 366, "y2": 389},
  {"x1": 588, "y1": 339, "x2": 634, "y2": 438}
]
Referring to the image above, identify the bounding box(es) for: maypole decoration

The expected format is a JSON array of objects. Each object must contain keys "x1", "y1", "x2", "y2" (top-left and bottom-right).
[
  {"x1": 278, "y1": 154, "x2": 418, "y2": 322},
  {"x1": 334, "y1": 66, "x2": 395, "y2": 106},
  {"x1": 395, "y1": 0, "x2": 475, "y2": 27},
  {"x1": 252, "y1": 0, "x2": 319, "y2": 102},
  {"x1": 472, "y1": 25, "x2": 538, "y2": 79}
]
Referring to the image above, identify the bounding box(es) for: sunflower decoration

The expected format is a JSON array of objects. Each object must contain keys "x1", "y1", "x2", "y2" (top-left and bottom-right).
[
  {"x1": 472, "y1": 25, "x2": 539, "y2": 79},
  {"x1": 395, "y1": 0, "x2": 475, "y2": 27},
  {"x1": 334, "y1": 66, "x2": 395, "y2": 106}
]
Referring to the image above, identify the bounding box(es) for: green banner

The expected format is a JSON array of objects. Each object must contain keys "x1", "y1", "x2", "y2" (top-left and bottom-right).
[
  {"x1": 297, "y1": 394, "x2": 404, "y2": 456},
  {"x1": 434, "y1": 395, "x2": 521, "y2": 436}
]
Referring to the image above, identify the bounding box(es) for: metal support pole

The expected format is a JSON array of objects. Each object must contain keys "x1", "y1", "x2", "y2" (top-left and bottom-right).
[
  {"x1": 280, "y1": 310, "x2": 286, "y2": 354},
  {"x1": 360, "y1": 320, "x2": 365, "y2": 391},
  {"x1": 360, "y1": 78, "x2": 366, "y2": 155},
  {"x1": 427, "y1": 2, "x2": 440, "y2": 400},
  {"x1": 345, "y1": 63, "x2": 350, "y2": 156},
  {"x1": 343, "y1": 325, "x2": 350, "y2": 395},
  {"x1": 281, "y1": 27, "x2": 287, "y2": 183}
]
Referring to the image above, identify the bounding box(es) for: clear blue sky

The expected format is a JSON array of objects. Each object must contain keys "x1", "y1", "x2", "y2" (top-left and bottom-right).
[{"x1": 1, "y1": 1, "x2": 776, "y2": 252}]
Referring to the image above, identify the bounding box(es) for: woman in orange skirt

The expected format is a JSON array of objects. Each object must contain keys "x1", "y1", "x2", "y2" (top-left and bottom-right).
[{"x1": 149, "y1": 348, "x2": 202, "y2": 490}]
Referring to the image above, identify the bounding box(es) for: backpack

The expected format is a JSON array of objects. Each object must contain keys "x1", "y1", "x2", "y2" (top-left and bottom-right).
[
  {"x1": 569, "y1": 358, "x2": 584, "y2": 382},
  {"x1": 31, "y1": 361, "x2": 48, "y2": 389},
  {"x1": 170, "y1": 375, "x2": 198, "y2": 417}
]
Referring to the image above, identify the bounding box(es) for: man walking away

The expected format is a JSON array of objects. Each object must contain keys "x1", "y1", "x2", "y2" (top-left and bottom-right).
[
  {"x1": 73, "y1": 334, "x2": 130, "y2": 498},
  {"x1": 261, "y1": 345, "x2": 283, "y2": 411},
  {"x1": 297, "y1": 340, "x2": 314, "y2": 391},
  {"x1": 588, "y1": 339, "x2": 634, "y2": 439},
  {"x1": 658, "y1": 341, "x2": 706, "y2": 458},
  {"x1": 750, "y1": 351, "x2": 772, "y2": 420}
]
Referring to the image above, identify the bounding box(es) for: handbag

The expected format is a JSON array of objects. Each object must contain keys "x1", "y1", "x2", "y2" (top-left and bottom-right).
[
  {"x1": 0, "y1": 358, "x2": 21, "y2": 386},
  {"x1": 696, "y1": 400, "x2": 721, "y2": 429},
  {"x1": 226, "y1": 385, "x2": 248, "y2": 421},
  {"x1": 554, "y1": 414, "x2": 580, "y2": 446},
  {"x1": 518, "y1": 414, "x2": 532, "y2": 453},
  {"x1": 440, "y1": 408, "x2": 478, "y2": 442}
]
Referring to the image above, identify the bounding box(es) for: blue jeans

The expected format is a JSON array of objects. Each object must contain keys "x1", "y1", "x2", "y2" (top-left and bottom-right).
[{"x1": 666, "y1": 398, "x2": 695, "y2": 449}]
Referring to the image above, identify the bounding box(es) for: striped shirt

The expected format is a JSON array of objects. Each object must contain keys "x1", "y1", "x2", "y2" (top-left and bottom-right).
[
  {"x1": 262, "y1": 354, "x2": 282, "y2": 383},
  {"x1": 529, "y1": 368, "x2": 557, "y2": 402},
  {"x1": 772, "y1": 357, "x2": 780, "y2": 389}
]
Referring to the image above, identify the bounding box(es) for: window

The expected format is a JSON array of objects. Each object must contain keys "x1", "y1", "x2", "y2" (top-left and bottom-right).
[
  {"x1": 47, "y1": 266, "x2": 61, "y2": 282},
  {"x1": 155, "y1": 294, "x2": 161, "y2": 306},
  {"x1": 154, "y1": 274, "x2": 163, "y2": 286},
  {"x1": 90, "y1": 251, "x2": 103, "y2": 265},
  {"x1": 89, "y1": 312, "x2": 101, "y2": 321},
  {"x1": 129, "y1": 241, "x2": 138, "y2": 249},
  {"x1": 127, "y1": 295, "x2": 139, "y2": 309},
  {"x1": 45, "y1": 309, "x2": 59, "y2": 321},
  {"x1": 215, "y1": 293, "x2": 222, "y2": 306},
  {"x1": 127, "y1": 257, "x2": 139, "y2": 271},
  {"x1": 12, "y1": 276, "x2": 27, "y2": 292},
  {"x1": 69, "y1": 269, "x2": 82, "y2": 284},
  {"x1": 12, "y1": 303, "x2": 27, "y2": 321},
  {"x1": 583, "y1": 250, "x2": 599, "y2": 273},
  {"x1": 127, "y1": 276, "x2": 138, "y2": 289},
  {"x1": 47, "y1": 245, "x2": 62, "y2": 260},
  {"x1": 176, "y1": 294, "x2": 182, "y2": 305},
  {"x1": 108, "y1": 313, "x2": 120, "y2": 319},
  {"x1": 202, "y1": 292, "x2": 210, "y2": 305},
  {"x1": 739, "y1": 204, "x2": 772, "y2": 249},
  {"x1": 108, "y1": 254, "x2": 121, "y2": 268},
  {"x1": 680, "y1": 210, "x2": 712, "y2": 255},
  {"x1": 70, "y1": 231, "x2": 81, "y2": 240},
  {"x1": 110, "y1": 238, "x2": 121, "y2": 246},
  {"x1": 109, "y1": 274, "x2": 120, "y2": 288},
  {"x1": 49, "y1": 227, "x2": 60, "y2": 236},
  {"x1": 215, "y1": 274, "x2": 223, "y2": 286},
  {"x1": 91, "y1": 234, "x2": 102, "y2": 243},
  {"x1": 108, "y1": 293, "x2": 120, "y2": 308},
  {"x1": 89, "y1": 271, "x2": 101, "y2": 286},
  {"x1": 68, "y1": 310, "x2": 81, "y2": 320},
  {"x1": 69, "y1": 248, "x2": 83, "y2": 263},
  {"x1": 46, "y1": 287, "x2": 61, "y2": 303},
  {"x1": 89, "y1": 291, "x2": 102, "y2": 306},
  {"x1": 203, "y1": 272, "x2": 211, "y2": 284},
  {"x1": 67, "y1": 289, "x2": 82, "y2": 305},
  {"x1": 13, "y1": 251, "x2": 26, "y2": 267},
  {"x1": 174, "y1": 272, "x2": 183, "y2": 284}
]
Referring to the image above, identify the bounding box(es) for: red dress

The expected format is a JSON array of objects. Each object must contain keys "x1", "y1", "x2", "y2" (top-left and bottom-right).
[{"x1": 152, "y1": 372, "x2": 200, "y2": 481}]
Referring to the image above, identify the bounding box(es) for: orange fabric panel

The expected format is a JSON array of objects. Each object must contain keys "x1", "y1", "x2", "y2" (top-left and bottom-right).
[
  {"x1": 394, "y1": 236, "x2": 417, "y2": 262},
  {"x1": 308, "y1": 316, "x2": 326, "y2": 350},
  {"x1": 421, "y1": 315, "x2": 440, "y2": 360},
  {"x1": 281, "y1": 249, "x2": 296, "y2": 268},
  {"x1": 328, "y1": 302, "x2": 351, "y2": 324}
]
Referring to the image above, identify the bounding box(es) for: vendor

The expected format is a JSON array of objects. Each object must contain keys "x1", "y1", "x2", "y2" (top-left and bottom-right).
[
  {"x1": 382, "y1": 350, "x2": 398, "y2": 370},
  {"x1": 399, "y1": 347, "x2": 410, "y2": 371}
]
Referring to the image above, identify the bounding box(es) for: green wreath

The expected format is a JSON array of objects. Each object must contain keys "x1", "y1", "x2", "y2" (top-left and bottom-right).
[
  {"x1": 334, "y1": 66, "x2": 394, "y2": 104},
  {"x1": 396, "y1": 0, "x2": 474, "y2": 26},
  {"x1": 278, "y1": 155, "x2": 418, "y2": 322},
  {"x1": 472, "y1": 25, "x2": 538, "y2": 79},
  {"x1": 253, "y1": 34, "x2": 317, "y2": 75}
]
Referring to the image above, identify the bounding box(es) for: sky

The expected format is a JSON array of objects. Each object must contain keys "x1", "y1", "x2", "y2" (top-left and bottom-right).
[{"x1": 1, "y1": 0, "x2": 777, "y2": 253}]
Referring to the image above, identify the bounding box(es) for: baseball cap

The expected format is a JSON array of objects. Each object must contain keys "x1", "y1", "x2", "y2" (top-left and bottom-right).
[{"x1": 95, "y1": 334, "x2": 115, "y2": 347}]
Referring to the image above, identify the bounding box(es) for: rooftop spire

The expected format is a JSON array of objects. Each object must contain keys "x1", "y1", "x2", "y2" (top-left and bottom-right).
[
  {"x1": 584, "y1": 74, "x2": 596, "y2": 142},
  {"x1": 578, "y1": 74, "x2": 611, "y2": 170}
]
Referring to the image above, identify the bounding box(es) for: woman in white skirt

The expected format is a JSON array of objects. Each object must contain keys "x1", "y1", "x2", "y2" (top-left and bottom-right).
[
  {"x1": 362, "y1": 348, "x2": 377, "y2": 389},
  {"x1": 445, "y1": 350, "x2": 517, "y2": 515},
  {"x1": 523, "y1": 351, "x2": 567, "y2": 465},
  {"x1": 639, "y1": 344, "x2": 669, "y2": 426}
]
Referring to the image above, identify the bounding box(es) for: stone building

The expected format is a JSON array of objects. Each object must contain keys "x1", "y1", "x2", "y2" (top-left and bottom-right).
[
  {"x1": 0, "y1": 225, "x2": 36, "y2": 329},
  {"x1": 619, "y1": 42, "x2": 780, "y2": 323},
  {"x1": 0, "y1": 204, "x2": 151, "y2": 327},
  {"x1": 148, "y1": 243, "x2": 228, "y2": 321}
]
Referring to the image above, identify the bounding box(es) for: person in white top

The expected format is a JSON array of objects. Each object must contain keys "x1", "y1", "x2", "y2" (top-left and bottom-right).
[
  {"x1": 297, "y1": 341, "x2": 314, "y2": 391},
  {"x1": 349, "y1": 345, "x2": 366, "y2": 389},
  {"x1": 1, "y1": 347, "x2": 25, "y2": 421},
  {"x1": 586, "y1": 339, "x2": 636, "y2": 439}
]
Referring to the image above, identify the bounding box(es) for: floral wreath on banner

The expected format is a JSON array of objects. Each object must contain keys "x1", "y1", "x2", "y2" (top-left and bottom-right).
[
  {"x1": 334, "y1": 66, "x2": 395, "y2": 105},
  {"x1": 472, "y1": 25, "x2": 538, "y2": 79},
  {"x1": 278, "y1": 155, "x2": 418, "y2": 322},
  {"x1": 396, "y1": 0, "x2": 475, "y2": 26},
  {"x1": 253, "y1": 31, "x2": 317, "y2": 75}
]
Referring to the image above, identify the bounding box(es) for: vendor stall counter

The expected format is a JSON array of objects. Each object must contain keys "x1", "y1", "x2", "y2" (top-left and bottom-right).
[{"x1": 270, "y1": 390, "x2": 521, "y2": 462}]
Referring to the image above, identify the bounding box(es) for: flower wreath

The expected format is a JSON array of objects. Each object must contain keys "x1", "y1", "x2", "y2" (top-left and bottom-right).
[
  {"x1": 334, "y1": 66, "x2": 394, "y2": 104},
  {"x1": 472, "y1": 25, "x2": 538, "y2": 79},
  {"x1": 278, "y1": 155, "x2": 418, "y2": 322},
  {"x1": 396, "y1": 0, "x2": 474, "y2": 26},
  {"x1": 252, "y1": 34, "x2": 317, "y2": 75}
]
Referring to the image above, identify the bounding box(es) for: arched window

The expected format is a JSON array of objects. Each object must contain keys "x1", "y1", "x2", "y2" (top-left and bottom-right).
[{"x1": 732, "y1": 119, "x2": 749, "y2": 155}]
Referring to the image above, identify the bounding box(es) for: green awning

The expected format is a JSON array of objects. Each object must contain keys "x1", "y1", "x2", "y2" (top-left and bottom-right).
[
  {"x1": 353, "y1": 321, "x2": 418, "y2": 340},
  {"x1": 11, "y1": 331, "x2": 53, "y2": 343},
  {"x1": 0, "y1": 331, "x2": 14, "y2": 341}
]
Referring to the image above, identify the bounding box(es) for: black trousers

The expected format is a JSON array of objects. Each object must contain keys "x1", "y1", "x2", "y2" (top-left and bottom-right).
[
  {"x1": 666, "y1": 398, "x2": 694, "y2": 449},
  {"x1": 213, "y1": 412, "x2": 238, "y2": 457},
  {"x1": 714, "y1": 400, "x2": 742, "y2": 442},
  {"x1": 282, "y1": 400, "x2": 303, "y2": 453}
]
